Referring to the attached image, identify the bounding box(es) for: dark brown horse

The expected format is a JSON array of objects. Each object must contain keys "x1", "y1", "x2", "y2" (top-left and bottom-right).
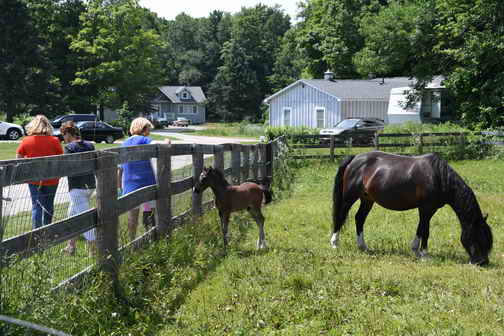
[
  {"x1": 332, "y1": 151, "x2": 493, "y2": 265},
  {"x1": 193, "y1": 167, "x2": 272, "y2": 250}
]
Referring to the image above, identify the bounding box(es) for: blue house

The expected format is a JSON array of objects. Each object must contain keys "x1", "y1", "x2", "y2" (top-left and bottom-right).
[
  {"x1": 151, "y1": 86, "x2": 207, "y2": 125},
  {"x1": 263, "y1": 72, "x2": 445, "y2": 127}
]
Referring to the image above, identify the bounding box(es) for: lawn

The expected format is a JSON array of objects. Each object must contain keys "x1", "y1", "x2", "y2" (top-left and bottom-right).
[
  {"x1": 190, "y1": 122, "x2": 265, "y2": 138},
  {"x1": 2, "y1": 157, "x2": 504, "y2": 335}
]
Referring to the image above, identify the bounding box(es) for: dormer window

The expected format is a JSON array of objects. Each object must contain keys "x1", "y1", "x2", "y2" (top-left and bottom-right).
[{"x1": 181, "y1": 91, "x2": 189, "y2": 100}]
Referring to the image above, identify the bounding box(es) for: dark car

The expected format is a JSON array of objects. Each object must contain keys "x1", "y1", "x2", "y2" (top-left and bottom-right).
[
  {"x1": 54, "y1": 121, "x2": 123, "y2": 143},
  {"x1": 51, "y1": 114, "x2": 97, "y2": 129},
  {"x1": 319, "y1": 118, "x2": 385, "y2": 145}
]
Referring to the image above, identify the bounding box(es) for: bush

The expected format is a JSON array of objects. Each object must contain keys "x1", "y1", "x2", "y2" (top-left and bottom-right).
[{"x1": 265, "y1": 126, "x2": 320, "y2": 144}]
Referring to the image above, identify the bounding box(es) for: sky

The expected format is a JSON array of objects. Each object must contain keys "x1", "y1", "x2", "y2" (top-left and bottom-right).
[{"x1": 138, "y1": 0, "x2": 300, "y2": 21}]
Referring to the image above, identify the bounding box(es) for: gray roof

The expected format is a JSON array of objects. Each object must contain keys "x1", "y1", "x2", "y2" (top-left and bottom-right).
[
  {"x1": 264, "y1": 76, "x2": 445, "y2": 103},
  {"x1": 158, "y1": 86, "x2": 207, "y2": 103},
  {"x1": 305, "y1": 77, "x2": 415, "y2": 99}
]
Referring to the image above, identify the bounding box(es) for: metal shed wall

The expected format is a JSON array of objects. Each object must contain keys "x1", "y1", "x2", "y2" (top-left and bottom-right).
[
  {"x1": 268, "y1": 82, "x2": 341, "y2": 128},
  {"x1": 340, "y1": 98, "x2": 389, "y2": 122}
]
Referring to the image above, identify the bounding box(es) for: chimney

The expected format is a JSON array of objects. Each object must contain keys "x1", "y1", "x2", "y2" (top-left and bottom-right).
[{"x1": 324, "y1": 70, "x2": 335, "y2": 81}]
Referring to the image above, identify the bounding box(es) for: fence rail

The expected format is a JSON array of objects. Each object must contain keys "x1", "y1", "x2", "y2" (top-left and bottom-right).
[
  {"x1": 0, "y1": 139, "x2": 281, "y2": 288},
  {"x1": 287, "y1": 131, "x2": 504, "y2": 160}
]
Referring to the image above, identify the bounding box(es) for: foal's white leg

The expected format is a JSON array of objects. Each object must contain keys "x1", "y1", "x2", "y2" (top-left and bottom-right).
[
  {"x1": 330, "y1": 232, "x2": 340, "y2": 248},
  {"x1": 357, "y1": 232, "x2": 369, "y2": 251}
]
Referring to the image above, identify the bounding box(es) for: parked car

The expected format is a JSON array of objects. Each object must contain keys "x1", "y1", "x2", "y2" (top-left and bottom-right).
[
  {"x1": 171, "y1": 117, "x2": 190, "y2": 127},
  {"x1": 51, "y1": 114, "x2": 97, "y2": 129},
  {"x1": 319, "y1": 118, "x2": 385, "y2": 144},
  {"x1": 54, "y1": 121, "x2": 123, "y2": 143},
  {"x1": 0, "y1": 121, "x2": 24, "y2": 140}
]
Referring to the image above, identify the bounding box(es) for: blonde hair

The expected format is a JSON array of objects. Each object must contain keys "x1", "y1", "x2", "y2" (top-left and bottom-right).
[
  {"x1": 129, "y1": 117, "x2": 153, "y2": 135},
  {"x1": 25, "y1": 115, "x2": 54, "y2": 136}
]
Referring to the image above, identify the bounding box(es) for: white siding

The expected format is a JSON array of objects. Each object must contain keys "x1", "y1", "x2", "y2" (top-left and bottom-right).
[{"x1": 269, "y1": 82, "x2": 341, "y2": 128}]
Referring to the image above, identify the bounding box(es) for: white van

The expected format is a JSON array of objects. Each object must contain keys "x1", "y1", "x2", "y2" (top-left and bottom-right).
[{"x1": 387, "y1": 87, "x2": 422, "y2": 124}]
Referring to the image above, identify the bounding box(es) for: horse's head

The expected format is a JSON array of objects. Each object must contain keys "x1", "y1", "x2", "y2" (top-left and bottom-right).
[
  {"x1": 462, "y1": 214, "x2": 493, "y2": 266},
  {"x1": 193, "y1": 166, "x2": 214, "y2": 194}
]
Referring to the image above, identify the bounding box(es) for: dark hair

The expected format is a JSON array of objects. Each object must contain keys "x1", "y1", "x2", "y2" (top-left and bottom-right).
[{"x1": 60, "y1": 121, "x2": 81, "y2": 138}]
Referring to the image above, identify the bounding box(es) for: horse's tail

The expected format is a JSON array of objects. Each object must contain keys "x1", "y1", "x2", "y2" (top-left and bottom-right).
[
  {"x1": 262, "y1": 187, "x2": 273, "y2": 204},
  {"x1": 333, "y1": 155, "x2": 355, "y2": 231}
]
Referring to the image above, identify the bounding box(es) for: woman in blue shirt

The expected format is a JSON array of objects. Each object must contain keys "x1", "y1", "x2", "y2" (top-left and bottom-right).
[{"x1": 119, "y1": 117, "x2": 157, "y2": 240}]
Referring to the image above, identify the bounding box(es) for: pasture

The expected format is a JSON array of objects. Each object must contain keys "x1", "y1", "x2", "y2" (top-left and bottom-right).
[{"x1": 3, "y1": 157, "x2": 503, "y2": 335}]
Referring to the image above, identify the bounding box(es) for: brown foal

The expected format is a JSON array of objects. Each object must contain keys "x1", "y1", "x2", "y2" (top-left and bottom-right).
[{"x1": 193, "y1": 166, "x2": 272, "y2": 250}]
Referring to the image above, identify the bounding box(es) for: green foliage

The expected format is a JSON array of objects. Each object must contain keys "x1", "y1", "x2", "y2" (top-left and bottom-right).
[
  {"x1": 70, "y1": 0, "x2": 165, "y2": 113},
  {"x1": 382, "y1": 122, "x2": 497, "y2": 160},
  {"x1": 265, "y1": 126, "x2": 319, "y2": 142}
]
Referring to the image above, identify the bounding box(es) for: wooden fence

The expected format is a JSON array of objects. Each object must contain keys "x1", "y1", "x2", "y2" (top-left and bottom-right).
[
  {"x1": 0, "y1": 139, "x2": 281, "y2": 288},
  {"x1": 288, "y1": 131, "x2": 504, "y2": 160}
]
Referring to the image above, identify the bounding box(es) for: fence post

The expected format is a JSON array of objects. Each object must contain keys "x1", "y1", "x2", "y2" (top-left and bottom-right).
[
  {"x1": 231, "y1": 144, "x2": 241, "y2": 185},
  {"x1": 330, "y1": 135, "x2": 335, "y2": 161},
  {"x1": 266, "y1": 142, "x2": 273, "y2": 179},
  {"x1": 214, "y1": 145, "x2": 224, "y2": 173},
  {"x1": 0, "y1": 167, "x2": 4, "y2": 243},
  {"x1": 192, "y1": 144, "x2": 204, "y2": 216},
  {"x1": 374, "y1": 132, "x2": 380, "y2": 151},
  {"x1": 251, "y1": 145, "x2": 259, "y2": 180},
  {"x1": 242, "y1": 145, "x2": 250, "y2": 181},
  {"x1": 418, "y1": 133, "x2": 424, "y2": 155},
  {"x1": 259, "y1": 144, "x2": 267, "y2": 181},
  {"x1": 95, "y1": 151, "x2": 120, "y2": 278},
  {"x1": 155, "y1": 144, "x2": 172, "y2": 237}
]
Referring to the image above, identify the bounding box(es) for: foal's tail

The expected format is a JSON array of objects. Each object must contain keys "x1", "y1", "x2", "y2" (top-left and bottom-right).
[
  {"x1": 262, "y1": 187, "x2": 273, "y2": 204},
  {"x1": 333, "y1": 155, "x2": 355, "y2": 230}
]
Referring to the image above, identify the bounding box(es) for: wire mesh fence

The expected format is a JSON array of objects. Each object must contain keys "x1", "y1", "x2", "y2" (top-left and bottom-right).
[{"x1": 0, "y1": 140, "x2": 279, "y2": 328}]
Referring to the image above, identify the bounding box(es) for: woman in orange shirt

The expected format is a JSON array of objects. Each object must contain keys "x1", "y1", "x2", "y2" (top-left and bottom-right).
[{"x1": 16, "y1": 115, "x2": 63, "y2": 229}]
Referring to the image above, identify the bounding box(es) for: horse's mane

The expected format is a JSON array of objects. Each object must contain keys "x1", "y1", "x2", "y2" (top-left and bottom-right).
[
  {"x1": 429, "y1": 154, "x2": 483, "y2": 224},
  {"x1": 210, "y1": 167, "x2": 230, "y2": 186}
]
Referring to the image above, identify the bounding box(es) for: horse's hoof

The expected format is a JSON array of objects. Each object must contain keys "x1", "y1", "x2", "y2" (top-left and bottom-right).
[
  {"x1": 415, "y1": 250, "x2": 429, "y2": 259},
  {"x1": 411, "y1": 236, "x2": 421, "y2": 252},
  {"x1": 358, "y1": 245, "x2": 370, "y2": 252}
]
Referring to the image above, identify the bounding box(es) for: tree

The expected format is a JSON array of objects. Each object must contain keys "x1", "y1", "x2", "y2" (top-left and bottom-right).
[
  {"x1": 0, "y1": 0, "x2": 45, "y2": 121},
  {"x1": 24, "y1": 0, "x2": 91, "y2": 117},
  {"x1": 70, "y1": 0, "x2": 165, "y2": 115},
  {"x1": 354, "y1": 0, "x2": 436, "y2": 78},
  {"x1": 208, "y1": 5, "x2": 290, "y2": 121},
  {"x1": 433, "y1": 0, "x2": 504, "y2": 126},
  {"x1": 296, "y1": 0, "x2": 374, "y2": 78},
  {"x1": 268, "y1": 27, "x2": 305, "y2": 92}
]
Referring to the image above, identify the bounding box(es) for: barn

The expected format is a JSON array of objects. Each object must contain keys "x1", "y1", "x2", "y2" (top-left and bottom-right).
[{"x1": 263, "y1": 72, "x2": 445, "y2": 127}]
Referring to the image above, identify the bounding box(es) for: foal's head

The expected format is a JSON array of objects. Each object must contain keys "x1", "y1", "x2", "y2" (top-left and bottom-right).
[{"x1": 193, "y1": 167, "x2": 226, "y2": 193}]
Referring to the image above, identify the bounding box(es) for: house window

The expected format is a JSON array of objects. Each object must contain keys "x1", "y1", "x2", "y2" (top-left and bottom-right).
[
  {"x1": 315, "y1": 107, "x2": 325, "y2": 128},
  {"x1": 181, "y1": 91, "x2": 191, "y2": 100},
  {"x1": 179, "y1": 105, "x2": 197, "y2": 114},
  {"x1": 283, "y1": 107, "x2": 291, "y2": 126}
]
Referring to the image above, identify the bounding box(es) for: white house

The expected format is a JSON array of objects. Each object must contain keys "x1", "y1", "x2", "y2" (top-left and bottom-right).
[
  {"x1": 151, "y1": 86, "x2": 207, "y2": 125},
  {"x1": 263, "y1": 72, "x2": 446, "y2": 127}
]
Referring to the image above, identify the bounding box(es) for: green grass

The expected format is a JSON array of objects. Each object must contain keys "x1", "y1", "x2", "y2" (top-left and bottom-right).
[
  {"x1": 3, "y1": 158, "x2": 504, "y2": 335},
  {"x1": 191, "y1": 122, "x2": 264, "y2": 138}
]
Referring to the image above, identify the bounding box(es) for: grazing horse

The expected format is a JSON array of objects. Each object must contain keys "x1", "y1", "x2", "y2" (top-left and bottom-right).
[
  {"x1": 193, "y1": 167, "x2": 272, "y2": 250},
  {"x1": 331, "y1": 151, "x2": 493, "y2": 265}
]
